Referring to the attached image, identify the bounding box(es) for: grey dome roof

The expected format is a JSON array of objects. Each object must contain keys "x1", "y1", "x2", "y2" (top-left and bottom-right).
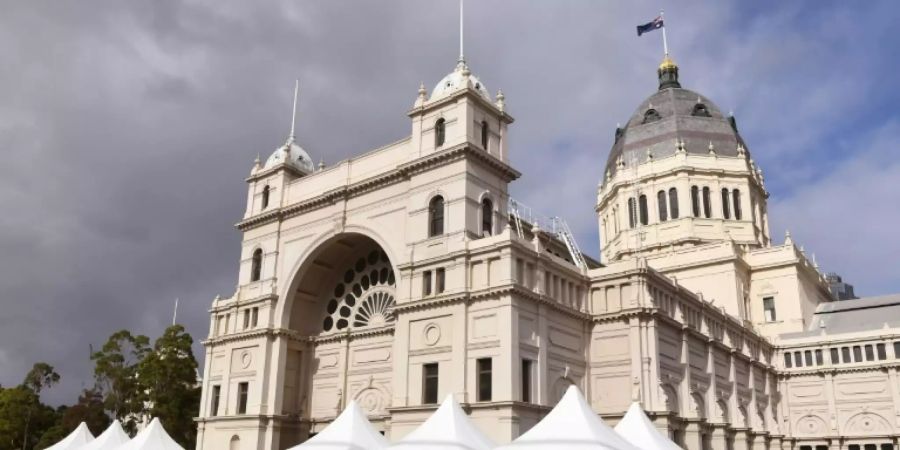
[
  {"x1": 264, "y1": 139, "x2": 314, "y2": 174},
  {"x1": 605, "y1": 75, "x2": 748, "y2": 177}
]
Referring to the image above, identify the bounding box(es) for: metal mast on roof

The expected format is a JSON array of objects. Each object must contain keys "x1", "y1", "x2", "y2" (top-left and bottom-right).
[
  {"x1": 289, "y1": 79, "x2": 299, "y2": 142},
  {"x1": 660, "y1": 10, "x2": 669, "y2": 57},
  {"x1": 458, "y1": 0, "x2": 465, "y2": 64}
]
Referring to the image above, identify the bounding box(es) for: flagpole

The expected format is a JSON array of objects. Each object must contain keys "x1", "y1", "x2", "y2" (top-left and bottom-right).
[{"x1": 660, "y1": 10, "x2": 669, "y2": 56}]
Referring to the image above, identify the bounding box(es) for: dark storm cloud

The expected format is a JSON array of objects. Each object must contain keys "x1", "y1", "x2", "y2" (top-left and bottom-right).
[{"x1": 1, "y1": 1, "x2": 898, "y2": 404}]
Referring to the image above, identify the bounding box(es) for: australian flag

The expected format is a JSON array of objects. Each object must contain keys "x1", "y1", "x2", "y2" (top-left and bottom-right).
[{"x1": 637, "y1": 16, "x2": 664, "y2": 36}]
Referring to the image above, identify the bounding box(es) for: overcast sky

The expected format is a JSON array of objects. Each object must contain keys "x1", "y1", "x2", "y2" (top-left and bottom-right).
[{"x1": 1, "y1": 1, "x2": 898, "y2": 405}]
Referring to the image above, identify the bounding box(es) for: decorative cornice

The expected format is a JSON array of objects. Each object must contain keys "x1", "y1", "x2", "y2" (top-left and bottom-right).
[
  {"x1": 209, "y1": 293, "x2": 278, "y2": 313},
  {"x1": 202, "y1": 327, "x2": 294, "y2": 348},
  {"x1": 236, "y1": 144, "x2": 519, "y2": 232},
  {"x1": 311, "y1": 325, "x2": 395, "y2": 345}
]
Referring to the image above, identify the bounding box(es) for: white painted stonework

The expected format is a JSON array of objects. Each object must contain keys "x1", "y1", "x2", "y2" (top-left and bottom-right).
[{"x1": 194, "y1": 59, "x2": 900, "y2": 450}]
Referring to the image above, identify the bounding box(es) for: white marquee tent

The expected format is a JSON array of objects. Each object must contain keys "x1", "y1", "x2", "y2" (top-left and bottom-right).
[
  {"x1": 114, "y1": 418, "x2": 184, "y2": 450},
  {"x1": 496, "y1": 386, "x2": 640, "y2": 450},
  {"x1": 614, "y1": 402, "x2": 682, "y2": 450},
  {"x1": 288, "y1": 400, "x2": 389, "y2": 450},
  {"x1": 390, "y1": 395, "x2": 495, "y2": 450},
  {"x1": 77, "y1": 421, "x2": 130, "y2": 450},
  {"x1": 46, "y1": 422, "x2": 94, "y2": 450}
]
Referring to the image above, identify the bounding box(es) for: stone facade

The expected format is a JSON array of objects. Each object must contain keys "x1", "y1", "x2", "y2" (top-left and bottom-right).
[{"x1": 194, "y1": 56, "x2": 900, "y2": 450}]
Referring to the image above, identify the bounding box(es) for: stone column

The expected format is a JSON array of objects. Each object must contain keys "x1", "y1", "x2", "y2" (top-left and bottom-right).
[
  {"x1": 733, "y1": 429, "x2": 750, "y2": 450},
  {"x1": 683, "y1": 421, "x2": 704, "y2": 450},
  {"x1": 709, "y1": 425, "x2": 727, "y2": 450},
  {"x1": 751, "y1": 433, "x2": 768, "y2": 450}
]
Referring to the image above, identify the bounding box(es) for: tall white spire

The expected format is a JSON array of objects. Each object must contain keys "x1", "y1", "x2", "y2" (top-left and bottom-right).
[
  {"x1": 289, "y1": 79, "x2": 299, "y2": 141},
  {"x1": 458, "y1": 0, "x2": 465, "y2": 65}
]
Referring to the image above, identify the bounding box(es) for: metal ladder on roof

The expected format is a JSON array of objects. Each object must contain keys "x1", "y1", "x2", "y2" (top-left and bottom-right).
[
  {"x1": 508, "y1": 198, "x2": 525, "y2": 240},
  {"x1": 552, "y1": 217, "x2": 587, "y2": 271}
]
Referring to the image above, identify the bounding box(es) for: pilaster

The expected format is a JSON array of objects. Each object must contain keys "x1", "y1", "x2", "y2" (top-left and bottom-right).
[
  {"x1": 709, "y1": 425, "x2": 727, "y2": 450},
  {"x1": 733, "y1": 429, "x2": 750, "y2": 450},
  {"x1": 683, "y1": 420, "x2": 704, "y2": 450}
]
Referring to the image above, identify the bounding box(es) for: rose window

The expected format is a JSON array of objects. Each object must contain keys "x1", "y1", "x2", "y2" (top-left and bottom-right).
[{"x1": 322, "y1": 250, "x2": 396, "y2": 332}]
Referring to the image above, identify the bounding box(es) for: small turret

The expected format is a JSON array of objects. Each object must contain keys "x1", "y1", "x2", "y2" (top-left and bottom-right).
[{"x1": 658, "y1": 56, "x2": 680, "y2": 90}]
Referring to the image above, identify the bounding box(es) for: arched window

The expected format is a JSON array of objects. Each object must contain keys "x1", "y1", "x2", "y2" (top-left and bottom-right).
[
  {"x1": 702, "y1": 187, "x2": 711, "y2": 218},
  {"x1": 669, "y1": 188, "x2": 679, "y2": 219},
  {"x1": 627, "y1": 198, "x2": 637, "y2": 228},
  {"x1": 691, "y1": 103, "x2": 712, "y2": 117},
  {"x1": 642, "y1": 109, "x2": 661, "y2": 124},
  {"x1": 481, "y1": 121, "x2": 489, "y2": 150},
  {"x1": 481, "y1": 198, "x2": 493, "y2": 237},
  {"x1": 639, "y1": 195, "x2": 649, "y2": 225},
  {"x1": 434, "y1": 118, "x2": 446, "y2": 147},
  {"x1": 429, "y1": 196, "x2": 445, "y2": 237},
  {"x1": 733, "y1": 189, "x2": 742, "y2": 220},
  {"x1": 261, "y1": 185, "x2": 270, "y2": 209},
  {"x1": 657, "y1": 190, "x2": 668, "y2": 222},
  {"x1": 613, "y1": 207, "x2": 619, "y2": 233},
  {"x1": 250, "y1": 249, "x2": 263, "y2": 282},
  {"x1": 721, "y1": 188, "x2": 731, "y2": 219},
  {"x1": 691, "y1": 186, "x2": 700, "y2": 217}
]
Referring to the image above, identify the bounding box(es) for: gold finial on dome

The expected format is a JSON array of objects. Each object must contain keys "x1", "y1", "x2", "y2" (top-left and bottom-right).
[{"x1": 659, "y1": 55, "x2": 677, "y2": 70}]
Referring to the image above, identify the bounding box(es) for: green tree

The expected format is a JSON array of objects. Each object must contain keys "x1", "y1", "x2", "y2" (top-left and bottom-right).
[
  {"x1": 91, "y1": 330, "x2": 150, "y2": 434},
  {"x1": 137, "y1": 325, "x2": 200, "y2": 449},
  {"x1": 0, "y1": 386, "x2": 58, "y2": 450},
  {"x1": 19, "y1": 364, "x2": 60, "y2": 450},
  {"x1": 34, "y1": 389, "x2": 109, "y2": 450}
]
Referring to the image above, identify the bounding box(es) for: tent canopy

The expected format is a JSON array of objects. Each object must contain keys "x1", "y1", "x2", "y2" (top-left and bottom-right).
[
  {"x1": 614, "y1": 402, "x2": 682, "y2": 450},
  {"x1": 47, "y1": 422, "x2": 94, "y2": 450},
  {"x1": 77, "y1": 421, "x2": 130, "y2": 450},
  {"x1": 114, "y1": 418, "x2": 184, "y2": 450},
  {"x1": 497, "y1": 386, "x2": 639, "y2": 450},
  {"x1": 289, "y1": 400, "x2": 389, "y2": 450},
  {"x1": 390, "y1": 395, "x2": 495, "y2": 450}
]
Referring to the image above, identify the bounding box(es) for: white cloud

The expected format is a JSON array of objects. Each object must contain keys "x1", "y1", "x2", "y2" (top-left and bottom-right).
[{"x1": 770, "y1": 120, "x2": 900, "y2": 296}]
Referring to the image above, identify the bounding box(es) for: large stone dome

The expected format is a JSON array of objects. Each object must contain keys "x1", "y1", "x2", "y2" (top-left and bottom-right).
[{"x1": 605, "y1": 59, "x2": 748, "y2": 176}]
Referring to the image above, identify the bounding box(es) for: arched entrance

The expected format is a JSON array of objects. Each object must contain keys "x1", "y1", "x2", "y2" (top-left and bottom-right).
[
  {"x1": 284, "y1": 233, "x2": 397, "y2": 334},
  {"x1": 278, "y1": 233, "x2": 397, "y2": 434}
]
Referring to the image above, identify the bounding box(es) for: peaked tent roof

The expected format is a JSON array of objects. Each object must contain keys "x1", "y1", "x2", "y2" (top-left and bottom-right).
[
  {"x1": 288, "y1": 400, "x2": 389, "y2": 450},
  {"x1": 390, "y1": 395, "x2": 495, "y2": 450},
  {"x1": 497, "y1": 386, "x2": 640, "y2": 450},
  {"x1": 47, "y1": 422, "x2": 94, "y2": 450},
  {"x1": 78, "y1": 421, "x2": 131, "y2": 450},
  {"x1": 614, "y1": 403, "x2": 682, "y2": 450},
  {"x1": 114, "y1": 418, "x2": 184, "y2": 450}
]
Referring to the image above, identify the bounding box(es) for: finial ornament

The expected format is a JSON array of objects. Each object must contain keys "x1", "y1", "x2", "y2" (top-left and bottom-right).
[
  {"x1": 784, "y1": 230, "x2": 793, "y2": 246},
  {"x1": 708, "y1": 141, "x2": 716, "y2": 155},
  {"x1": 496, "y1": 89, "x2": 505, "y2": 111},
  {"x1": 318, "y1": 158, "x2": 325, "y2": 171},
  {"x1": 676, "y1": 138, "x2": 686, "y2": 153},
  {"x1": 737, "y1": 144, "x2": 746, "y2": 157}
]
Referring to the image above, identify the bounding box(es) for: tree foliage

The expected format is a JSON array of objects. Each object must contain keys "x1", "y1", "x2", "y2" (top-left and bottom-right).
[
  {"x1": 90, "y1": 330, "x2": 150, "y2": 434},
  {"x1": 5, "y1": 326, "x2": 201, "y2": 450},
  {"x1": 34, "y1": 388, "x2": 110, "y2": 450},
  {"x1": 137, "y1": 325, "x2": 200, "y2": 449},
  {"x1": 0, "y1": 386, "x2": 59, "y2": 450}
]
